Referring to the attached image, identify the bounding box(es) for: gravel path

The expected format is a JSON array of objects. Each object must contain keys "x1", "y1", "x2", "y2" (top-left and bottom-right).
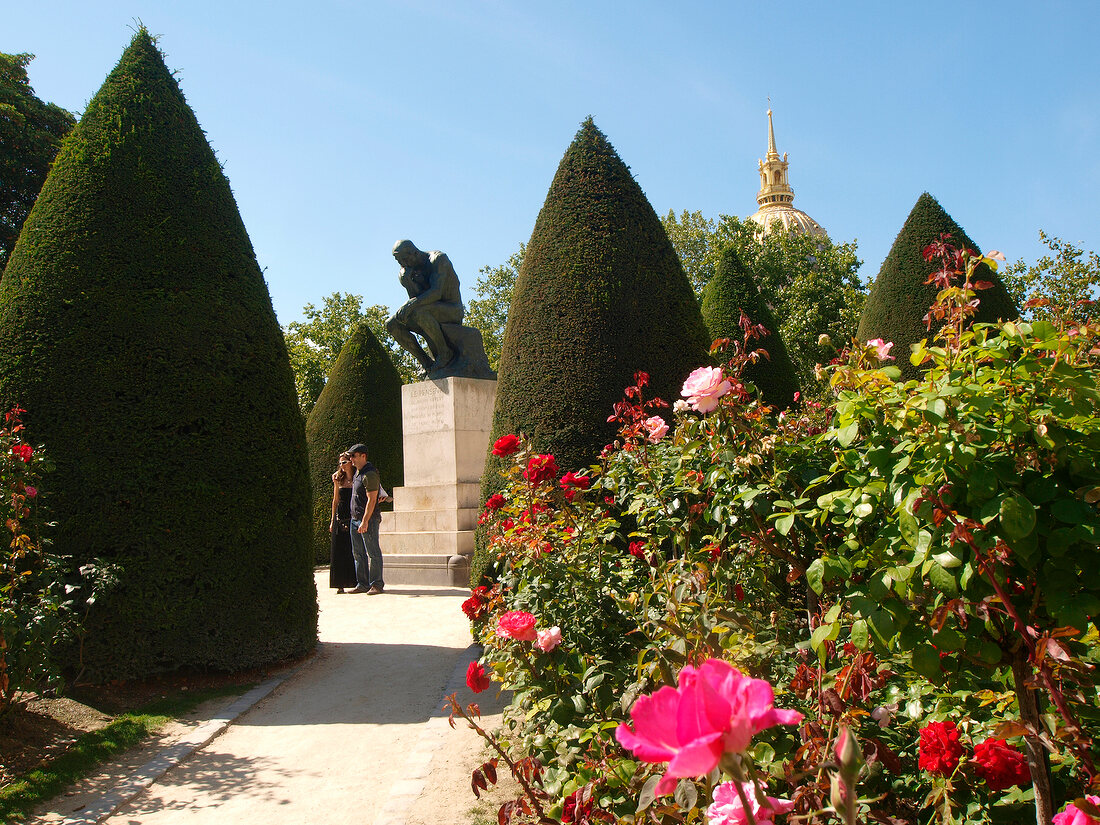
[{"x1": 32, "y1": 571, "x2": 505, "y2": 825}]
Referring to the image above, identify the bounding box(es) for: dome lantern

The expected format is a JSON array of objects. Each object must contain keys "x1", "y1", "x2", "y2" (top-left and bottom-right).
[{"x1": 748, "y1": 108, "x2": 826, "y2": 237}]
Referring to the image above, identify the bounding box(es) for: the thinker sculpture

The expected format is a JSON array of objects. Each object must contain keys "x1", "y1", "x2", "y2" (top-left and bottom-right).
[{"x1": 387, "y1": 240, "x2": 495, "y2": 381}]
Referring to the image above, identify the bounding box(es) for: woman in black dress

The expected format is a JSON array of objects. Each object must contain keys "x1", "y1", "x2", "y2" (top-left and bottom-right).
[{"x1": 329, "y1": 453, "x2": 357, "y2": 593}]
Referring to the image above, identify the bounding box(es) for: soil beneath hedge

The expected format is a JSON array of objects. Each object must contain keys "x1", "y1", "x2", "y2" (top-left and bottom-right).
[{"x1": 0, "y1": 664, "x2": 297, "y2": 787}]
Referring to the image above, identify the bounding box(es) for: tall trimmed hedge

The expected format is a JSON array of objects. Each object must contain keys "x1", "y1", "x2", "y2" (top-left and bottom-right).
[
  {"x1": 0, "y1": 30, "x2": 316, "y2": 680},
  {"x1": 305, "y1": 321, "x2": 403, "y2": 562},
  {"x1": 857, "y1": 192, "x2": 1018, "y2": 380},
  {"x1": 701, "y1": 246, "x2": 799, "y2": 409},
  {"x1": 475, "y1": 118, "x2": 710, "y2": 583}
]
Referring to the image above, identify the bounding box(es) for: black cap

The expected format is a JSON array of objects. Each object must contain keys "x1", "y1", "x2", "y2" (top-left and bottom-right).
[{"x1": 347, "y1": 443, "x2": 369, "y2": 456}]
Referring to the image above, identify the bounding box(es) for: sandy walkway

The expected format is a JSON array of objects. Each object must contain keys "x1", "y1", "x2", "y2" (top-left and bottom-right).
[{"x1": 32, "y1": 571, "x2": 506, "y2": 825}]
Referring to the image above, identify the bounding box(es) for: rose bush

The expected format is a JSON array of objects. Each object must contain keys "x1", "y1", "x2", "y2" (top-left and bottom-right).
[
  {"x1": 0, "y1": 407, "x2": 112, "y2": 716},
  {"x1": 456, "y1": 238, "x2": 1100, "y2": 825}
]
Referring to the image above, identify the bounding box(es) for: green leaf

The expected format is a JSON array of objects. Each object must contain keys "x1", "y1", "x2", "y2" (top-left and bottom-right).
[
  {"x1": 673, "y1": 779, "x2": 698, "y2": 810},
  {"x1": 899, "y1": 507, "x2": 919, "y2": 548},
  {"x1": 806, "y1": 558, "x2": 825, "y2": 594},
  {"x1": 810, "y1": 623, "x2": 836, "y2": 650},
  {"x1": 774, "y1": 513, "x2": 795, "y2": 536},
  {"x1": 636, "y1": 776, "x2": 661, "y2": 812},
  {"x1": 999, "y1": 495, "x2": 1037, "y2": 540},
  {"x1": 851, "y1": 618, "x2": 869, "y2": 650},
  {"x1": 912, "y1": 644, "x2": 943, "y2": 681},
  {"x1": 1052, "y1": 498, "x2": 1093, "y2": 525},
  {"x1": 928, "y1": 563, "x2": 960, "y2": 597},
  {"x1": 868, "y1": 610, "x2": 896, "y2": 646},
  {"x1": 837, "y1": 421, "x2": 859, "y2": 447}
]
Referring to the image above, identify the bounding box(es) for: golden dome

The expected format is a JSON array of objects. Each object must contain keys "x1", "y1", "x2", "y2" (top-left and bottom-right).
[{"x1": 747, "y1": 109, "x2": 825, "y2": 238}]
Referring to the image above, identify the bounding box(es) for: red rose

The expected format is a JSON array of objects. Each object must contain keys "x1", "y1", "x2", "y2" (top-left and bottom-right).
[
  {"x1": 11, "y1": 443, "x2": 33, "y2": 462},
  {"x1": 484, "y1": 493, "x2": 506, "y2": 511},
  {"x1": 973, "y1": 738, "x2": 1030, "y2": 792},
  {"x1": 492, "y1": 434, "x2": 520, "y2": 456},
  {"x1": 466, "y1": 661, "x2": 491, "y2": 693},
  {"x1": 560, "y1": 471, "x2": 591, "y2": 502},
  {"x1": 523, "y1": 454, "x2": 559, "y2": 485},
  {"x1": 561, "y1": 790, "x2": 593, "y2": 824},
  {"x1": 628, "y1": 541, "x2": 647, "y2": 560},
  {"x1": 918, "y1": 720, "x2": 964, "y2": 775},
  {"x1": 462, "y1": 596, "x2": 487, "y2": 621},
  {"x1": 496, "y1": 610, "x2": 538, "y2": 641},
  {"x1": 560, "y1": 471, "x2": 591, "y2": 490}
]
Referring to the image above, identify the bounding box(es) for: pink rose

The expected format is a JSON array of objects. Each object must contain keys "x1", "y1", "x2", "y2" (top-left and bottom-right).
[
  {"x1": 615, "y1": 658, "x2": 802, "y2": 795},
  {"x1": 24, "y1": 486, "x2": 37, "y2": 498},
  {"x1": 1054, "y1": 796, "x2": 1100, "y2": 825},
  {"x1": 466, "y1": 661, "x2": 491, "y2": 693},
  {"x1": 644, "y1": 416, "x2": 669, "y2": 442},
  {"x1": 535, "y1": 626, "x2": 562, "y2": 652},
  {"x1": 706, "y1": 780, "x2": 794, "y2": 825},
  {"x1": 866, "y1": 338, "x2": 895, "y2": 361},
  {"x1": 681, "y1": 367, "x2": 732, "y2": 413},
  {"x1": 496, "y1": 610, "x2": 538, "y2": 642}
]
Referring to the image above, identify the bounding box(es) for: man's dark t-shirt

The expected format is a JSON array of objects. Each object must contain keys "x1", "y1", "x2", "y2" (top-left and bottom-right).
[{"x1": 351, "y1": 462, "x2": 382, "y2": 523}]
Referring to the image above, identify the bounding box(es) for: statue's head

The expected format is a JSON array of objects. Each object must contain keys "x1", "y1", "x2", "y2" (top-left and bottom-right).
[{"x1": 392, "y1": 239, "x2": 422, "y2": 268}]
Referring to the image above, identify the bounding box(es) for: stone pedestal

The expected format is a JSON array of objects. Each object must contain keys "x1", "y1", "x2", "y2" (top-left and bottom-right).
[{"x1": 380, "y1": 377, "x2": 496, "y2": 586}]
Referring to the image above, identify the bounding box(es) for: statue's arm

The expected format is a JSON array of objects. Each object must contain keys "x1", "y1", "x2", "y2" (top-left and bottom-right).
[{"x1": 412, "y1": 254, "x2": 459, "y2": 307}]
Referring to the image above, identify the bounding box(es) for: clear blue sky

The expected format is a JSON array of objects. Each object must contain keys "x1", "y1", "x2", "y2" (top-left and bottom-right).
[{"x1": 7, "y1": 1, "x2": 1099, "y2": 326}]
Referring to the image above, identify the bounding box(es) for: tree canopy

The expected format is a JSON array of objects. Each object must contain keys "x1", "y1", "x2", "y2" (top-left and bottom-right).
[
  {"x1": 1002, "y1": 230, "x2": 1100, "y2": 324},
  {"x1": 284, "y1": 292, "x2": 419, "y2": 414},
  {"x1": 466, "y1": 243, "x2": 524, "y2": 373},
  {"x1": 0, "y1": 29, "x2": 315, "y2": 680},
  {"x1": 0, "y1": 51, "x2": 75, "y2": 271},
  {"x1": 662, "y1": 210, "x2": 865, "y2": 387}
]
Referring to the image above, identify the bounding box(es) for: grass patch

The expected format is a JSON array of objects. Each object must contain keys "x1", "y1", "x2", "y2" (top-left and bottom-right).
[{"x1": 0, "y1": 682, "x2": 253, "y2": 823}]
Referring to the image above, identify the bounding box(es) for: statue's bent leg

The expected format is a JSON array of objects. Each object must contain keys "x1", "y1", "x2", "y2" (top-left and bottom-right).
[
  {"x1": 386, "y1": 316, "x2": 434, "y2": 372},
  {"x1": 409, "y1": 306, "x2": 458, "y2": 368}
]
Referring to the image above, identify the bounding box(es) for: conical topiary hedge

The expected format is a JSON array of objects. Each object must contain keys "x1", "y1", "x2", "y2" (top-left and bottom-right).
[
  {"x1": 857, "y1": 192, "x2": 1018, "y2": 380},
  {"x1": 474, "y1": 118, "x2": 710, "y2": 583},
  {"x1": 305, "y1": 321, "x2": 403, "y2": 562},
  {"x1": 0, "y1": 30, "x2": 316, "y2": 680},
  {"x1": 701, "y1": 246, "x2": 799, "y2": 409}
]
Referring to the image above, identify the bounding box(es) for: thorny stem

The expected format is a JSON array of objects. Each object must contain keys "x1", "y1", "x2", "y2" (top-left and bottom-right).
[{"x1": 445, "y1": 693, "x2": 555, "y2": 824}]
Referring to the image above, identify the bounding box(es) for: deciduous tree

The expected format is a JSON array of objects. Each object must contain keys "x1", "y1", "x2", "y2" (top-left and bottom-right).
[
  {"x1": 0, "y1": 52, "x2": 75, "y2": 271},
  {"x1": 661, "y1": 210, "x2": 864, "y2": 387},
  {"x1": 284, "y1": 292, "x2": 418, "y2": 414},
  {"x1": 1002, "y1": 231, "x2": 1100, "y2": 323},
  {"x1": 466, "y1": 243, "x2": 524, "y2": 372}
]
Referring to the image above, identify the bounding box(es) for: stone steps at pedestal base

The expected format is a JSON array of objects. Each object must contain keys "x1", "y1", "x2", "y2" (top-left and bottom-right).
[
  {"x1": 383, "y1": 553, "x2": 471, "y2": 587},
  {"x1": 380, "y1": 529, "x2": 475, "y2": 557},
  {"x1": 380, "y1": 508, "x2": 478, "y2": 533}
]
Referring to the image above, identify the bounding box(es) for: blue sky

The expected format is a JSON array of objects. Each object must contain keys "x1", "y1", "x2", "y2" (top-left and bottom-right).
[{"x1": 7, "y1": 1, "x2": 1099, "y2": 326}]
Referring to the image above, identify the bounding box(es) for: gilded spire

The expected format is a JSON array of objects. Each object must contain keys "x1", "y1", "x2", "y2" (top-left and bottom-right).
[{"x1": 767, "y1": 108, "x2": 779, "y2": 160}]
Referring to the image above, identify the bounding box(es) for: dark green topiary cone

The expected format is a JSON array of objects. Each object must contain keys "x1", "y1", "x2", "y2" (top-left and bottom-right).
[
  {"x1": 857, "y1": 192, "x2": 1018, "y2": 380},
  {"x1": 0, "y1": 30, "x2": 316, "y2": 680},
  {"x1": 474, "y1": 118, "x2": 710, "y2": 583},
  {"x1": 305, "y1": 321, "x2": 403, "y2": 563},
  {"x1": 701, "y1": 246, "x2": 799, "y2": 409}
]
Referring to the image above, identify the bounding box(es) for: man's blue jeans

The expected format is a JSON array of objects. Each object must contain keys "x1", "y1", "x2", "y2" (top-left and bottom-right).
[{"x1": 349, "y1": 517, "x2": 384, "y2": 590}]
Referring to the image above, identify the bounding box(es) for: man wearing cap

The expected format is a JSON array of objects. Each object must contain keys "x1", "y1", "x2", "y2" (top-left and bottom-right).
[{"x1": 346, "y1": 443, "x2": 385, "y2": 595}]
